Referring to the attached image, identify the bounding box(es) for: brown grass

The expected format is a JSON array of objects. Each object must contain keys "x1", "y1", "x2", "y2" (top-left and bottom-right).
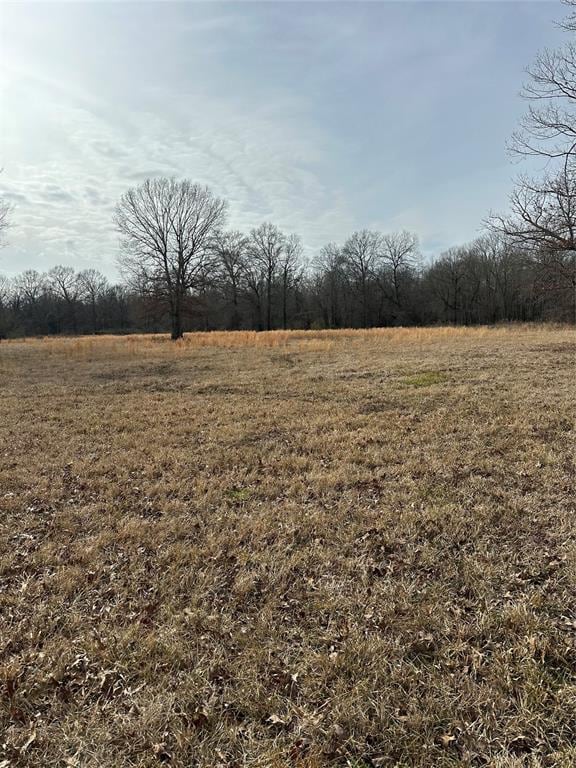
[{"x1": 1, "y1": 325, "x2": 575, "y2": 767}]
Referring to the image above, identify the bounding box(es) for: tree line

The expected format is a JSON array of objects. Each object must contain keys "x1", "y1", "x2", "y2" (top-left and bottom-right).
[
  {"x1": 0, "y1": 226, "x2": 571, "y2": 339},
  {"x1": 1, "y1": 1, "x2": 575, "y2": 338}
]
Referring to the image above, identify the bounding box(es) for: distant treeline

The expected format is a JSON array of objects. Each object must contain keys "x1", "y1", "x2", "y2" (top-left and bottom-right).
[{"x1": 1, "y1": 229, "x2": 573, "y2": 339}]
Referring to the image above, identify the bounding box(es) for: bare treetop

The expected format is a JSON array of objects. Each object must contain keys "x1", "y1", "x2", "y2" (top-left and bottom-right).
[
  {"x1": 489, "y1": 0, "x2": 576, "y2": 323},
  {"x1": 510, "y1": 2, "x2": 576, "y2": 169},
  {"x1": 562, "y1": 0, "x2": 576, "y2": 32},
  {"x1": 380, "y1": 231, "x2": 419, "y2": 271}
]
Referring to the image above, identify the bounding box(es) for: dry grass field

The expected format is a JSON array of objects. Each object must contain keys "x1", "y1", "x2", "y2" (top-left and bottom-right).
[{"x1": 1, "y1": 325, "x2": 575, "y2": 768}]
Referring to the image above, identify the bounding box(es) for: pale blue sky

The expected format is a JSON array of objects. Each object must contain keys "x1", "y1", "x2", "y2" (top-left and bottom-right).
[{"x1": 0, "y1": 1, "x2": 566, "y2": 278}]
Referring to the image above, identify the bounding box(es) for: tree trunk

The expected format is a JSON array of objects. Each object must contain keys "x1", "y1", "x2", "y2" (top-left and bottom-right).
[
  {"x1": 282, "y1": 274, "x2": 288, "y2": 330},
  {"x1": 266, "y1": 271, "x2": 272, "y2": 331},
  {"x1": 91, "y1": 299, "x2": 98, "y2": 335},
  {"x1": 170, "y1": 295, "x2": 184, "y2": 340},
  {"x1": 171, "y1": 314, "x2": 183, "y2": 340}
]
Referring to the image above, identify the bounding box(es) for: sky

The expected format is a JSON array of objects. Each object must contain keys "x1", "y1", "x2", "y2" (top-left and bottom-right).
[{"x1": 0, "y1": 0, "x2": 567, "y2": 279}]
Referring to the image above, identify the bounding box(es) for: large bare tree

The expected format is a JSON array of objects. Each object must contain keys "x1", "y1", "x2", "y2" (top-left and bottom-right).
[
  {"x1": 115, "y1": 178, "x2": 227, "y2": 339},
  {"x1": 491, "y1": 1, "x2": 576, "y2": 319}
]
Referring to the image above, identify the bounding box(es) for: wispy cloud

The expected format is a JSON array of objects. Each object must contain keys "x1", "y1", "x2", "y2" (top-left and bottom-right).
[{"x1": 0, "y1": 0, "x2": 565, "y2": 277}]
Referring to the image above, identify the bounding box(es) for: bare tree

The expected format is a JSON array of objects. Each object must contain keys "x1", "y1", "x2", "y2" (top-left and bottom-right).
[
  {"x1": 115, "y1": 177, "x2": 227, "y2": 339},
  {"x1": 491, "y1": 168, "x2": 576, "y2": 319},
  {"x1": 313, "y1": 243, "x2": 347, "y2": 328},
  {"x1": 490, "y1": 2, "x2": 576, "y2": 320},
  {"x1": 48, "y1": 265, "x2": 81, "y2": 333},
  {"x1": 342, "y1": 230, "x2": 381, "y2": 327},
  {"x1": 379, "y1": 230, "x2": 419, "y2": 308},
  {"x1": 247, "y1": 222, "x2": 285, "y2": 331},
  {"x1": 279, "y1": 234, "x2": 303, "y2": 330},
  {"x1": 428, "y1": 248, "x2": 468, "y2": 324},
  {"x1": 510, "y1": 37, "x2": 576, "y2": 165},
  {"x1": 78, "y1": 268, "x2": 110, "y2": 334},
  {"x1": 242, "y1": 257, "x2": 265, "y2": 330},
  {"x1": 493, "y1": 170, "x2": 576, "y2": 252},
  {"x1": 15, "y1": 270, "x2": 45, "y2": 306},
  {"x1": 213, "y1": 230, "x2": 249, "y2": 329}
]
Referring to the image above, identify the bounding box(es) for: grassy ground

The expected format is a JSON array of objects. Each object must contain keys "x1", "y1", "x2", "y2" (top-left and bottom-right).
[{"x1": 0, "y1": 325, "x2": 575, "y2": 768}]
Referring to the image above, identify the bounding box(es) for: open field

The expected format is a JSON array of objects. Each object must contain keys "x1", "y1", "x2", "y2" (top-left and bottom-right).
[{"x1": 1, "y1": 325, "x2": 575, "y2": 767}]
